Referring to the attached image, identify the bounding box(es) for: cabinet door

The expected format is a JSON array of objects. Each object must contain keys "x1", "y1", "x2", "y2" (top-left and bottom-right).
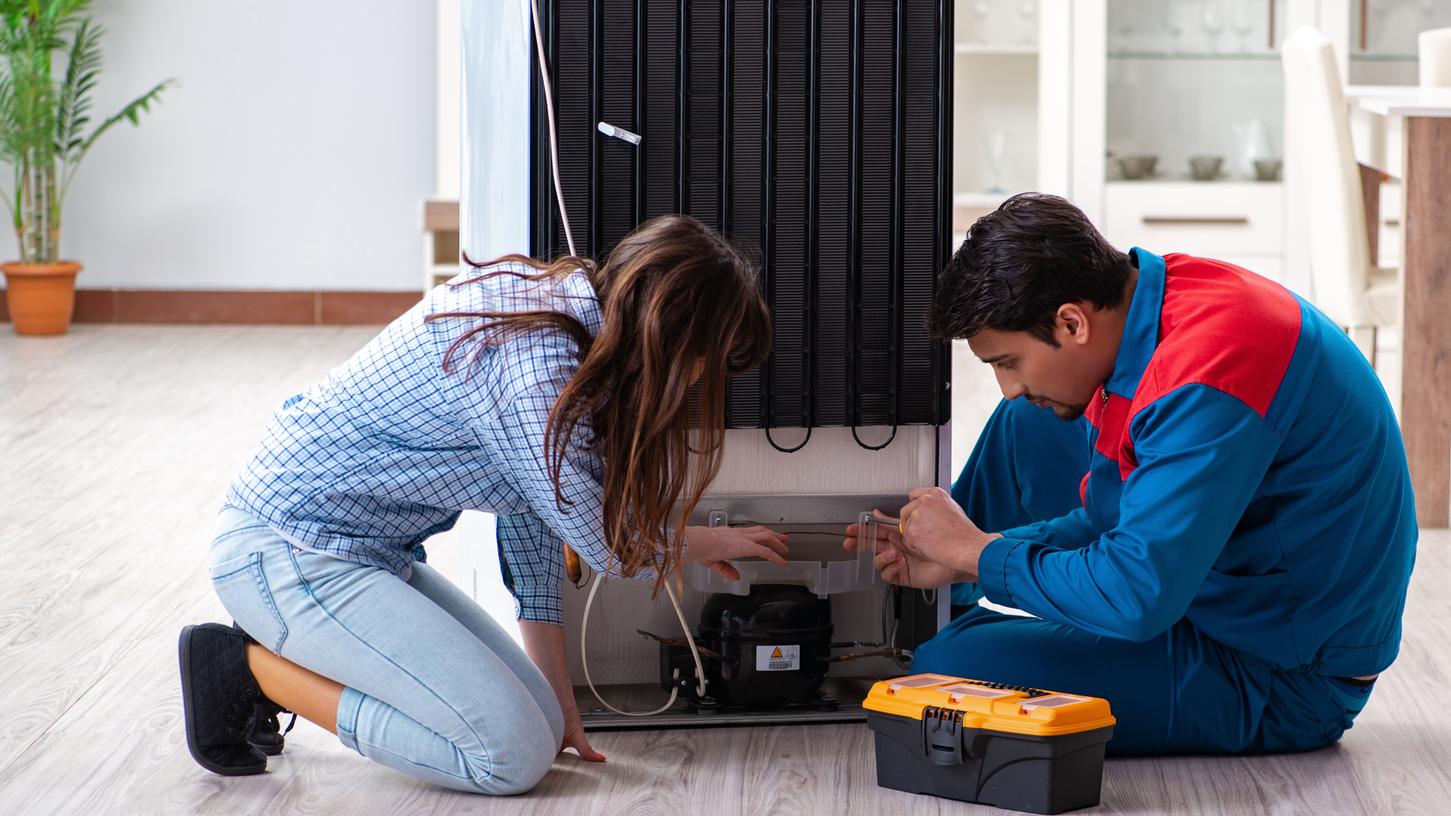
[{"x1": 1103, "y1": 181, "x2": 1285, "y2": 256}]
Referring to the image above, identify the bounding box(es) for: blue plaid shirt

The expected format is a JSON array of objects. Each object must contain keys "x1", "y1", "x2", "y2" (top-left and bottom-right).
[{"x1": 226, "y1": 263, "x2": 648, "y2": 623}]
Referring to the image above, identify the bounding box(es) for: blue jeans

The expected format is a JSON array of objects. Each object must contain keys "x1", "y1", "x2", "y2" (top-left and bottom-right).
[{"x1": 207, "y1": 506, "x2": 563, "y2": 794}]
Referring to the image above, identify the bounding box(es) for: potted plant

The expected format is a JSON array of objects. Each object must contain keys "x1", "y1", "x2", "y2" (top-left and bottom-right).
[{"x1": 0, "y1": 0, "x2": 171, "y2": 335}]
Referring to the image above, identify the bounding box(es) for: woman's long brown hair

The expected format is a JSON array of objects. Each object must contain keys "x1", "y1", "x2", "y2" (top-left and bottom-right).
[{"x1": 429, "y1": 215, "x2": 772, "y2": 591}]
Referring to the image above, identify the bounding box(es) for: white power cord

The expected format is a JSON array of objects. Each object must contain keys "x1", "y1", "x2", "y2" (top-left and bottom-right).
[
  {"x1": 528, "y1": 0, "x2": 577, "y2": 256},
  {"x1": 581, "y1": 570, "x2": 708, "y2": 717},
  {"x1": 530, "y1": 2, "x2": 698, "y2": 717}
]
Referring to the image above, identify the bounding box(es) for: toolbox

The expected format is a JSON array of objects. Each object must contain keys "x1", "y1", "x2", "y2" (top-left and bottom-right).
[{"x1": 864, "y1": 673, "x2": 1116, "y2": 814}]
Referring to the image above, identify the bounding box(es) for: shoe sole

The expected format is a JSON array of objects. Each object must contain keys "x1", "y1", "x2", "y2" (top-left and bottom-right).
[{"x1": 178, "y1": 624, "x2": 267, "y2": 776}]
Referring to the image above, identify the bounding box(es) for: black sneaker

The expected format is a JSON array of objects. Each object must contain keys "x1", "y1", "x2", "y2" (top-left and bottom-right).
[
  {"x1": 178, "y1": 623, "x2": 268, "y2": 776},
  {"x1": 229, "y1": 622, "x2": 296, "y2": 756}
]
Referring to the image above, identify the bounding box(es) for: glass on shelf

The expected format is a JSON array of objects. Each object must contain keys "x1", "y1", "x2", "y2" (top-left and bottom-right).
[
  {"x1": 968, "y1": 0, "x2": 989, "y2": 45},
  {"x1": 1113, "y1": 0, "x2": 1138, "y2": 53},
  {"x1": 1201, "y1": 4, "x2": 1226, "y2": 53},
  {"x1": 984, "y1": 130, "x2": 1007, "y2": 194},
  {"x1": 1231, "y1": 1, "x2": 1257, "y2": 53},
  {"x1": 1108, "y1": 0, "x2": 1288, "y2": 61},
  {"x1": 951, "y1": 1, "x2": 1040, "y2": 206},
  {"x1": 1166, "y1": 1, "x2": 1188, "y2": 53},
  {"x1": 1016, "y1": 0, "x2": 1038, "y2": 47},
  {"x1": 1106, "y1": 0, "x2": 1285, "y2": 186},
  {"x1": 956, "y1": 0, "x2": 1038, "y2": 52}
]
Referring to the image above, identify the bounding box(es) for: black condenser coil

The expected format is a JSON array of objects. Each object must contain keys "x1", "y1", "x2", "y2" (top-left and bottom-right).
[{"x1": 530, "y1": 0, "x2": 952, "y2": 432}]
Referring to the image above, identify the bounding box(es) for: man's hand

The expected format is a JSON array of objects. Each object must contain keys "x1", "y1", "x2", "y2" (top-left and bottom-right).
[
  {"x1": 844, "y1": 488, "x2": 1001, "y2": 588},
  {"x1": 684, "y1": 524, "x2": 789, "y2": 580},
  {"x1": 844, "y1": 509, "x2": 963, "y2": 589},
  {"x1": 898, "y1": 486, "x2": 1000, "y2": 584}
]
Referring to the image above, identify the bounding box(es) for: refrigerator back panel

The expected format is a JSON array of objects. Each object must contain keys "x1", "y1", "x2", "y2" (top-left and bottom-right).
[{"x1": 530, "y1": 0, "x2": 953, "y2": 430}]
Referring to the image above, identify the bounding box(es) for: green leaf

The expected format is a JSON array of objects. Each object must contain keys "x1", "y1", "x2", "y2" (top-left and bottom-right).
[
  {"x1": 54, "y1": 15, "x2": 100, "y2": 157},
  {"x1": 0, "y1": 1, "x2": 168, "y2": 238},
  {"x1": 60, "y1": 77, "x2": 172, "y2": 197}
]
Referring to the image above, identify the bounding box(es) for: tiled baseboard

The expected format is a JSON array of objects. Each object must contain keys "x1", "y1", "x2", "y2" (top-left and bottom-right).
[{"x1": 0, "y1": 289, "x2": 422, "y2": 325}]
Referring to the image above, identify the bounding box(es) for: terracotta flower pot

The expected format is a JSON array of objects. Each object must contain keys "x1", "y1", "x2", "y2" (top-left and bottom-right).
[{"x1": 2, "y1": 261, "x2": 83, "y2": 336}]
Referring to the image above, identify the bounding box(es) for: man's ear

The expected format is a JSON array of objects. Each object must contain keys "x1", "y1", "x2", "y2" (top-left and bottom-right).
[{"x1": 1056, "y1": 303, "x2": 1092, "y2": 347}]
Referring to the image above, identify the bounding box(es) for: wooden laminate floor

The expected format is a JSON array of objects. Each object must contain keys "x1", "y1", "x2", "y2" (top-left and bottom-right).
[{"x1": 1, "y1": 325, "x2": 1447, "y2": 815}]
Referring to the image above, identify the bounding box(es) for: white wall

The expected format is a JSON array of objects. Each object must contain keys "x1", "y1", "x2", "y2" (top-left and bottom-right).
[{"x1": 10, "y1": 1, "x2": 436, "y2": 291}]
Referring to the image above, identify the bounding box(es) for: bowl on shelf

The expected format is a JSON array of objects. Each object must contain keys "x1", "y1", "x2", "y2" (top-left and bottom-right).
[
  {"x1": 1253, "y1": 158, "x2": 1283, "y2": 182},
  {"x1": 1116, "y1": 155, "x2": 1158, "y2": 180},
  {"x1": 1189, "y1": 155, "x2": 1224, "y2": 181}
]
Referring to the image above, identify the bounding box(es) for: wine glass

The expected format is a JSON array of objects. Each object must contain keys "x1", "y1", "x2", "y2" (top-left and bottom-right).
[
  {"x1": 1201, "y1": 3, "x2": 1225, "y2": 54},
  {"x1": 1113, "y1": 0, "x2": 1138, "y2": 53},
  {"x1": 1167, "y1": 0, "x2": 1187, "y2": 53},
  {"x1": 969, "y1": 0, "x2": 989, "y2": 46},
  {"x1": 1016, "y1": 0, "x2": 1037, "y2": 47},
  {"x1": 984, "y1": 130, "x2": 1007, "y2": 194},
  {"x1": 1231, "y1": 1, "x2": 1255, "y2": 54}
]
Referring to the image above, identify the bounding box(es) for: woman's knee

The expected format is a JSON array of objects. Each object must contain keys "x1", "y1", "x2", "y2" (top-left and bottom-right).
[
  {"x1": 444, "y1": 695, "x2": 561, "y2": 795},
  {"x1": 455, "y1": 722, "x2": 557, "y2": 795}
]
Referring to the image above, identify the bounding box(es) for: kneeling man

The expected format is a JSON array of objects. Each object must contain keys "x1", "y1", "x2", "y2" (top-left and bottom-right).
[{"x1": 852, "y1": 193, "x2": 1416, "y2": 755}]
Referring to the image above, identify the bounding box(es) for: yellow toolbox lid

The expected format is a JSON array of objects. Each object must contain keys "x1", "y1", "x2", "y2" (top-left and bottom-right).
[{"x1": 864, "y1": 674, "x2": 1116, "y2": 738}]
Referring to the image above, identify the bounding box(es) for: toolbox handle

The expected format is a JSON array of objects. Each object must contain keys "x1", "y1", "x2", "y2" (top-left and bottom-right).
[
  {"x1": 921, "y1": 707, "x2": 966, "y2": 766},
  {"x1": 921, "y1": 706, "x2": 994, "y2": 766}
]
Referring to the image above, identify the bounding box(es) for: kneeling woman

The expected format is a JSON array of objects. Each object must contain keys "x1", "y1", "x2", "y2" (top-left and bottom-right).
[{"x1": 179, "y1": 215, "x2": 787, "y2": 793}]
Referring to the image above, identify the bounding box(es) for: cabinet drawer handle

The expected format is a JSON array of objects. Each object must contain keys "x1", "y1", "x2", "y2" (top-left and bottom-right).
[{"x1": 1141, "y1": 216, "x2": 1251, "y2": 226}]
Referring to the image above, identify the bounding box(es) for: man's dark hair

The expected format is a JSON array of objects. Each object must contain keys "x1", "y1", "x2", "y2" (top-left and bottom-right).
[{"x1": 930, "y1": 192, "x2": 1131, "y2": 346}]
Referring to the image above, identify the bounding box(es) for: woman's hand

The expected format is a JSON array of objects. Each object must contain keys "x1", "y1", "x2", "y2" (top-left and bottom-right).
[
  {"x1": 518, "y1": 621, "x2": 607, "y2": 763},
  {"x1": 560, "y1": 706, "x2": 607, "y2": 762},
  {"x1": 684, "y1": 524, "x2": 790, "y2": 580}
]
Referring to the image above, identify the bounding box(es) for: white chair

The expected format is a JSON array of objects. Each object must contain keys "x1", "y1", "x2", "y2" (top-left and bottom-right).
[
  {"x1": 1420, "y1": 27, "x2": 1451, "y2": 87},
  {"x1": 1281, "y1": 28, "x2": 1399, "y2": 365}
]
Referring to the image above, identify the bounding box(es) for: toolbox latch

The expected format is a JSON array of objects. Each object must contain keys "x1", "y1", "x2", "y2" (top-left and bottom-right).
[{"x1": 921, "y1": 706, "x2": 965, "y2": 766}]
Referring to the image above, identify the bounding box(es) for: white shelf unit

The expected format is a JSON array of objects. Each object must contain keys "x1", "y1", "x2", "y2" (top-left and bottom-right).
[
  {"x1": 423, "y1": 199, "x2": 459, "y2": 291},
  {"x1": 951, "y1": 0, "x2": 1073, "y2": 235},
  {"x1": 950, "y1": 0, "x2": 1074, "y2": 470},
  {"x1": 1063, "y1": 0, "x2": 1443, "y2": 296},
  {"x1": 955, "y1": 43, "x2": 1040, "y2": 56},
  {"x1": 1063, "y1": 0, "x2": 1308, "y2": 291}
]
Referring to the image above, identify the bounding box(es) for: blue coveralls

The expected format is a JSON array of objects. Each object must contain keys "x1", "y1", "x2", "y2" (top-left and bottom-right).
[{"x1": 916, "y1": 249, "x2": 1417, "y2": 755}]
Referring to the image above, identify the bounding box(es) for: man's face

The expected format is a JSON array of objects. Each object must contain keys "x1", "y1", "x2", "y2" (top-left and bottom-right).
[{"x1": 967, "y1": 325, "x2": 1104, "y2": 421}]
